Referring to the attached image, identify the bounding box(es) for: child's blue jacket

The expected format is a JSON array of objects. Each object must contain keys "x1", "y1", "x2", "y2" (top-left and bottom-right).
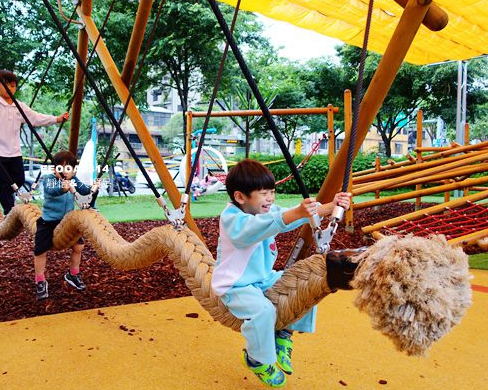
[
  {"x1": 41, "y1": 174, "x2": 91, "y2": 221},
  {"x1": 211, "y1": 202, "x2": 309, "y2": 296}
]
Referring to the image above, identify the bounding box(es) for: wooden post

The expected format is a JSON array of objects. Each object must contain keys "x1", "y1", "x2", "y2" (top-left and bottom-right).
[
  {"x1": 463, "y1": 123, "x2": 470, "y2": 197},
  {"x1": 375, "y1": 156, "x2": 381, "y2": 201},
  {"x1": 444, "y1": 179, "x2": 451, "y2": 202},
  {"x1": 289, "y1": 0, "x2": 441, "y2": 261},
  {"x1": 327, "y1": 104, "x2": 335, "y2": 167},
  {"x1": 343, "y1": 90, "x2": 354, "y2": 233},
  {"x1": 121, "y1": 0, "x2": 153, "y2": 86},
  {"x1": 415, "y1": 110, "x2": 423, "y2": 210},
  {"x1": 69, "y1": 0, "x2": 92, "y2": 155}
]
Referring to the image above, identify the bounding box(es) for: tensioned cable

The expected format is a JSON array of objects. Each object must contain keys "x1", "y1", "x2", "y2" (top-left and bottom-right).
[
  {"x1": 97, "y1": 0, "x2": 167, "y2": 180},
  {"x1": 341, "y1": 0, "x2": 374, "y2": 193},
  {"x1": 17, "y1": 4, "x2": 79, "y2": 190},
  {"x1": 42, "y1": 0, "x2": 164, "y2": 200},
  {"x1": 29, "y1": 4, "x2": 80, "y2": 104},
  {"x1": 184, "y1": 0, "x2": 242, "y2": 195},
  {"x1": 207, "y1": 0, "x2": 310, "y2": 199},
  {"x1": 31, "y1": 0, "x2": 117, "y2": 188}
]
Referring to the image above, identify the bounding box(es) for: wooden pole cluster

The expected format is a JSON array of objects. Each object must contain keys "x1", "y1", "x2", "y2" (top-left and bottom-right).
[
  {"x1": 186, "y1": 106, "x2": 339, "y2": 177},
  {"x1": 345, "y1": 108, "x2": 485, "y2": 233},
  {"x1": 353, "y1": 114, "x2": 488, "y2": 245},
  {"x1": 74, "y1": 5, "x2": 202, "y2": 238}
]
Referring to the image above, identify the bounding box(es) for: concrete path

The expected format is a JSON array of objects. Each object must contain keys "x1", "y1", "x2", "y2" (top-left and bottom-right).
[{"x1": 1, "y1": 270, "x2": 487, "y2": 390}]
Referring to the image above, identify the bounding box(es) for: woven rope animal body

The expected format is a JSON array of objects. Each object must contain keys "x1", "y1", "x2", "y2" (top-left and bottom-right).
[{"x1": 0, "y1": 204, "x2": 332, "y2": 331}]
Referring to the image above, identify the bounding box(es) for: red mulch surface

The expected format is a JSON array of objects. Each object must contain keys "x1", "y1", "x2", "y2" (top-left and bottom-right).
[{"x1": 0, "y1": 202, "x2": 481, "y2": 322}]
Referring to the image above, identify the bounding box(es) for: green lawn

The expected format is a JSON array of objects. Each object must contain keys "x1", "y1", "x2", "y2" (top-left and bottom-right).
[
  {"x1": 95, "y1": 193, "x2": 306, "y2": 222},
  {"x1": 468, "y1": 253, "x2": 488, "y2": 270},
  {"x1": 95, "y1": 193, "x2": 447, "y2": 223}
]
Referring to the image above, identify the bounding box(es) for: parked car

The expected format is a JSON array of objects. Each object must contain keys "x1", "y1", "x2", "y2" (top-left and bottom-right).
[{"x1": 135, "y1": 158, "x2": 184, "y2": 188}]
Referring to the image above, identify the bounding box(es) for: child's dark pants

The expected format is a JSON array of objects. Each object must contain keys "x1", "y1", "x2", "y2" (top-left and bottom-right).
[{"x1": 0, "y1": 156, "x2": 24, "y2": 215}]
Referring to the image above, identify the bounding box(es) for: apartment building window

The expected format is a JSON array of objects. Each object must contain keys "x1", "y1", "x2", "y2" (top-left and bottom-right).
[
  {"x1": 395, "y1": 143, "x2": 403, "y2": 155},
  {"x1": 379, "y1": 141, "x2": 386, "y2": 154},
  {"x1": 128, "y1": 134, "x2": 142, "y2": 149},
  {"x1": 154, "y1": 135, "x2": 165, "y2": 148},
  {"x1": 319, "y1": 138, "x2": 328, "y2": 150}
]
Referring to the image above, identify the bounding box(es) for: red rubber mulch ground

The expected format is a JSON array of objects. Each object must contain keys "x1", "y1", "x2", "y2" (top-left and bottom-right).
[{"x1": 0, "y1": 202, "x2": 480, "y2": 322}]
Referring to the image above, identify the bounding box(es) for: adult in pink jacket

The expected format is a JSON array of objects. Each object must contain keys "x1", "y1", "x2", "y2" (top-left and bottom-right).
[{"x1": 0, "y1": 69, "x2": 69, "y2": 215}]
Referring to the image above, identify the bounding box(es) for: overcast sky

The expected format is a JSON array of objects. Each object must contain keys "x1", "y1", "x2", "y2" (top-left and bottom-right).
[{"x1": 258, "y1": 15, "x2": 343, "y2": 62}]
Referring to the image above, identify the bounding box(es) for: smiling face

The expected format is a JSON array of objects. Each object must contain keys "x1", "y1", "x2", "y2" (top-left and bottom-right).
[{"x1": 234, "y1": 188, "x2": 276, "y2": 215}]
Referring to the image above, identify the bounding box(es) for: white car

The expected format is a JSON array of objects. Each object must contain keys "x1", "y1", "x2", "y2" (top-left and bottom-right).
[{"x1": 135, "y1": 159, "x2": 184, "y2": 188}]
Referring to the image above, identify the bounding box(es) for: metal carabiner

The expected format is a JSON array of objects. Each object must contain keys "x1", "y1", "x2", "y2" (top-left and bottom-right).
[
  {"x1": 12, "y1": 183, "x2": 32, "y2": 204},
  {"x1": 156, "y1": 193, "x2": 189, "y2": 230},
  {"x1": 311, "y1": 205, "x2": 345, "y2": 254},
  {"x1": 73, "y1": 192, "x2": 93, "y2": 209}
]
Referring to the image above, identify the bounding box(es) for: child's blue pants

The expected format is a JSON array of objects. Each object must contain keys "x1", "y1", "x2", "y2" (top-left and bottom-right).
[{"x1": 220, "y1": 270, "x2": 317, "y2": 364}]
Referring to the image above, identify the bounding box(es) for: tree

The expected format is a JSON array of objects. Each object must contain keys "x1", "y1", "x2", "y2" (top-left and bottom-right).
[
  {"x1": 249, "y1": 59, "x2": 313, "y2": 150},
  {"x1": 337, "y1": 45, "x2": 460, "y2": 157},
  {"x1": 301, "y1": 55, "x2": 353, "y2": 139},
  {"x1": 147, "y1": 0, "x2": 267, "y2": 150},
  {"x1": 217, "y1": 86, "x2": 276, "y2": 157},
  {"x1": 161, "y1": 112, "x2": 231, "y2": 152}
]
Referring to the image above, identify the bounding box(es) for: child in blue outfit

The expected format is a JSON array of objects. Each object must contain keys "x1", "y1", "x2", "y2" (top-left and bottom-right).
[
  {"x1": 34, "y1": 150, "x2": 99, "y2": 300},
  {"x1": 211, "y1": 159, "x2": 351, "y2": 388}
]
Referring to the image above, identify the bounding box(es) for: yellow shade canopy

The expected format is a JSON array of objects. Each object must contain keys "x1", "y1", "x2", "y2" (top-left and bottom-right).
[{"x1": 218, "y1": 0, "x2": 487, "y2": 65}]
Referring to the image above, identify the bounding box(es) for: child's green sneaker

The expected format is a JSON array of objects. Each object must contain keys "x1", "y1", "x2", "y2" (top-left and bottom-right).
[
  {"x1": 242, "y1": 349, "x2": 286, "y2": 388},
  {"x1": 275, "y1": 330, "x2": 293, "y2": 375}
]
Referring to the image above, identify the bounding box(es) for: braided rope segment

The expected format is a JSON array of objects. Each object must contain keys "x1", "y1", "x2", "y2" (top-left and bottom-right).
[
  {"x1": 1, "y1": 204, "x2": 333, "y2": 331},
  {"x1": 0, "y1": 203, "x2": 41, "y2": 240}
]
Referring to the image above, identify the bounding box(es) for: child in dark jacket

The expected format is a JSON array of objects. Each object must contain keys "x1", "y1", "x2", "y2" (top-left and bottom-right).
[{"x1": 33, "y1": 150, "x2": 99, "y2": 300}]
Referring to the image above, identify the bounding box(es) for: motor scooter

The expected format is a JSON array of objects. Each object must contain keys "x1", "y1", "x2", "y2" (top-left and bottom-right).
[{"x1": 108, "y1": 170, "x2": 136, "y2": 194}]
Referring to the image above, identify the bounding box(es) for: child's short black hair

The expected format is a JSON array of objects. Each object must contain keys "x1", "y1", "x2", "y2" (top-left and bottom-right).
[
  {"x1": 0, "y1": 69, "x2": 17, "y2": 85},
  {"x1": 226, "y1": 159, "x2": 275, "y2": 202},
  {"x1": 53, "y1": 150, "x2": 77, "y2": 168}
]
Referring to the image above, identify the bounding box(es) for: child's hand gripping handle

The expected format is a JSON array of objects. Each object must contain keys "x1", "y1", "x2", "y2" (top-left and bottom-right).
[{"x1": 310, "y1": 205, "x2": 345, "y2": 255}]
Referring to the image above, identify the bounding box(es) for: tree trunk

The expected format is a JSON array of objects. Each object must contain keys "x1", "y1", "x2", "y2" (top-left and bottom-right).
[
  {"x1": 245, "y1": 90, "x2": 251, "y2": 158},
  {"x1": 384, "y1": 140, "x2": 392, "y2": 157}
]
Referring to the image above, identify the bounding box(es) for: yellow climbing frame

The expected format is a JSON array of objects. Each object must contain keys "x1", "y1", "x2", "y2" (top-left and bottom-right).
[{"x1": 218, "y1": 0, "x2": 487, "y2": 65}]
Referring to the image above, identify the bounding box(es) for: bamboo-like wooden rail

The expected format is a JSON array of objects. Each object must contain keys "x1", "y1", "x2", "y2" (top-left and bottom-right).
[
  {"x1": 362, "y1": 189, "x2": 488, "y2": 234},
  {"x1": 353, "y1": 164, "x2": 488, "y2": 194},
  {"x1": 353, "y1": 150, "x2": 488, "y2": 194},
  {"x1": 352, "y1": 140, "x2": 488, "y2": 180},
  {"x1": 354, "y1": 176, "x2": 488, "y2": 210},
  {"x1": 190, "y1": 107, "x2": 339, "y2": 117}
]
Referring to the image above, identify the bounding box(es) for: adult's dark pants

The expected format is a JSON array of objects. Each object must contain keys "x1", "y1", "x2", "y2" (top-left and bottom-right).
[{"x1": 0, "y1": 156, "x2": 24, "y2": 216}]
